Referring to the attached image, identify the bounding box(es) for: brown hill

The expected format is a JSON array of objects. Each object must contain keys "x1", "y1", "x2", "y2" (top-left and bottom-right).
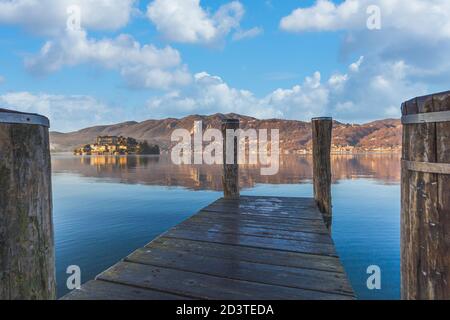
[{"x1": 49, "y1": 114, "x2": 402, "y2": 153}]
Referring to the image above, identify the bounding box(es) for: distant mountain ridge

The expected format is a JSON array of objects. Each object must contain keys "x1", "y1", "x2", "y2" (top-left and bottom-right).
[{"x1": 49, "y1": 113, "x2": 402, "y2": 153}]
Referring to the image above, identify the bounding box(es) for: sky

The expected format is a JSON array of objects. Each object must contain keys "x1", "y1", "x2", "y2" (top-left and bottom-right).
[{"x1": 0, "y1": 0, "x2": 449, "y2": 132}]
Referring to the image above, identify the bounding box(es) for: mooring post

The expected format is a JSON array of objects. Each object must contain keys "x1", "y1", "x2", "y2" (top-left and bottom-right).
[
  {"x1": 312, "y1": 117, "x2": 333, "y2": 230},
  {"x1": 222, "y1": 119, "x2": 240, "y2": 199},
  {"x1": 401, "y1": 91, "x2": 450, "y2": 300},
  {"x1": 0, "y1": 109, "x2": 55, "y2": 300}
]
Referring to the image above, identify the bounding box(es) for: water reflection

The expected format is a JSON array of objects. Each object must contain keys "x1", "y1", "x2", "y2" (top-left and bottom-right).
[{"x1": 52, "y1": 153, "x2": 401, "y2": 190}]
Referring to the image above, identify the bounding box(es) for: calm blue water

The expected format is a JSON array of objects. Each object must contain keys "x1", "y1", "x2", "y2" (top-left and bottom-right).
[{"x1": 53, "y1": 154, "x2": 401, "y2": 299}]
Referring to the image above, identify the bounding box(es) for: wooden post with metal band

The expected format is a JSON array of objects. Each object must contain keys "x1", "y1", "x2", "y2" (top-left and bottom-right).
[
  {"x1": 0, "y1": 109, "x2": 56, "y2": 300},
  {"x1": 401, "y1": 91, "x2": 450, "y2": 300}
]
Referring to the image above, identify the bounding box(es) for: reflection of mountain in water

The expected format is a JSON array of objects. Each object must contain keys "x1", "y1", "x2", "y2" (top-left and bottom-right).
[{"x1": 52, "y1": 154, "x2": 401, "y2": 191}]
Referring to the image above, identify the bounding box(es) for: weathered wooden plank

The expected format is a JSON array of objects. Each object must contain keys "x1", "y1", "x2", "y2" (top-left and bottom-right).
[
  {"x1": 207, "y1": 198, "x2": 317, "y2": 207},
  {"x1": 126, "y1": 247, "x2": 354, "y2": 296},
  {"x1": 63, "y1": 195, "x2": 354, "y2": 300},
  {"x1": 206, "y1": 202, "x2": 320, "y2": 216},
  {"x1": 148, "y1": 237, "x2": 345, "y2": 273},
  {"x1": 401, "y1": 92, "x2": 450, "y2": 300},
  {"x1": 216, "y1": 196, "x2": 318, "y2": 208},
  {"x1": 225, "y1": 195, "x2": 317, "y2": 204},
  {"x1": 403, "y1": 160, "x2": 450, "y2": 174},
  {"x1": 194, "y1": 211, "x2": 329, "y2": 234},
  {"x1": 61, "y1": 280, "x2": 189, "y2": 300},
  {"x1": 405, "y1": 95, "x2": 438, "y2": 300},
  {"x1": 435, "y1": 93, "x2": 450, "y2": 299},
  {"x1": 97, "y1": 262, "x2": 353, "y2": 300},
  {"x1": 202, "y1": 204, "x2": 322, "y2": 221},
  {"x1": 176, "y1": 219, "x2": 333, "y2": 244},
  {"x1": 163, "y1": 227, "x2": 337, "y2": 256},
  {"x1": 400, "y1": 100, "x2": 412, "y2": 300}
]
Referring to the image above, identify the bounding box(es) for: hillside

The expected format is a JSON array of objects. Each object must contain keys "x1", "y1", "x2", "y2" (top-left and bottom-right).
[{"x1": 49, "y1": 114, "x2": 402, "y2": 154}]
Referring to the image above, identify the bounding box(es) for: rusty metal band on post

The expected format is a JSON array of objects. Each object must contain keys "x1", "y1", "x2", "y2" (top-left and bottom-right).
[
  {"x1": 401, "y1": 111, "x2": 450, "y2": 124},
  {"x1": 402, "y1": 160, "x2": 450, "y2": 175},
  {"x1": 0, "y1": 111, "x2": 50, "y2": 127}
]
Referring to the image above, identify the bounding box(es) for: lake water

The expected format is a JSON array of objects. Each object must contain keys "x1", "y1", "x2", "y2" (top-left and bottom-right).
[{"x1": 52, "y1": 154, "x2": 401, "y2": 299}]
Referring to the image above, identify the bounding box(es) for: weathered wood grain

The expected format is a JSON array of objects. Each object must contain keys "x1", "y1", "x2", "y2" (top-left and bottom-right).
[
  {"x1": 148, "y1": 237, "x2": 346, "y2": 273},
  {"x1": 126, "y1": 247, "x2": 354, "y2": 295},
  {"x1": 401, "y1": 91, "x2": 450, "y2": 300},
  {"x1": 194, "y1": 210, "x2": 329, "y2": 234},
  {"x1": 164, "y1": 227, "x2": 337, "y2": 256},
  {"x1": 435, "y1": 93, "x2": 450, "y2": 299},
  {"x1": 202, "y1": 205, "x2": 322, "y2": 221},
  {"x1": 176, "y1": 219, "x2": 333, "y2": 243},
  {"x1": 63, "y1": 196, "x2": 354, "y2": 300},
  {"x1": 312, "y1": 118, "x2": 333, "y2": 230},
  {"x1": 0, "y1": 111, "x2": 55, "y2": 300},
  {"x1": 61, "y1": 280, "x2": 189, "y2": 300},
  {"x1": 97, "y1": 261, "x2": 353, "y2": 300}
]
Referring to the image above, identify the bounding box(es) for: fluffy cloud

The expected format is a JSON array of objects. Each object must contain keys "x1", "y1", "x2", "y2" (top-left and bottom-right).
[
  {"x1": 148, "y1": 70, "x2": 330, "y2": 120},
  {"x1": 147, "y1": 72, "x2": 266, "y2": 117},
  {"x1": 0, "y1": 57, "x2": 420, "y2": 133},
  {"x1": 280, "y1": 0, "x2": 450, "y2": 71},
  {"x1": 147, "y1": 56, "x2": 425, "y2": 122},
  {"x1": 328, "y1": 58, "x2": 427, "y2": 121},
  {"x1": 232, "y1": 27, "x2": 263, "y2": 41},
  {"x1": 1, "y1": 0, "x2": 194, "y2": 90},
  {"x1": 280, "y1": 0, "x2": 361, "y2": 32},
  {"x1": 25, "y1": 29, "x2": 192, "y2": 90},
  {"x1": 280, "y1": 0, "x2": 450, "y2": 39},
  {"x1": 0, "y1": 0, "x2": 136, "y2": 35},
  {"x1": 147, "y1": 0, "x2": 245, "y2": 44},
  {"x1": 0, "y1": 92, "x2": 120, "y2": 131},
  {"x1": 279, "y1": 0, "x2": 450, "y2": 119}
]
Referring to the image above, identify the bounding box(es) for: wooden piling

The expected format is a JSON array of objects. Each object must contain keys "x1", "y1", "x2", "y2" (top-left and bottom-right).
[
  {"x1": 0, "y1": 109, "x2": 55, "y2": 300},
  {"x1": 312, "y1": 117, "x2": 333, "y2": 230},
  {"x1": 222, "y1": 119, "x2": 240, "y2": 199},
  {"x1": 401, "y1": 91, "x2": 450, "y2": 300}
]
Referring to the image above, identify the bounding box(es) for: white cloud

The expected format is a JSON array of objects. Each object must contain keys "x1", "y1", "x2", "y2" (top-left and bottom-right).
[
  {"x1": 328, "y1": 59, "x2": 427, "y2": 121},
  {"x1": 0, "y1": 0, "x2": 137, "y2": 35},
  {"x1": 232, "y1": 27, "x2": 263, "y2": 41},
  {"x1": 147, "y1": 70, "x2": 330, "y2": 120},
  {"x1": 279, "y1": 1, "x2": 450, "y2": 71},
  {"x1": 349, "y1": 56, "x2": 364, "y2": 72},
  {"x1": 328, "y1": 73, "x2": 349, "y2": 91},
  {"x1": 147, "y1": 56, "x2": 426, "y2": 122},
  {"x1": 0, "y1": 92, "x2": 120, "y2": 131},
  {"x1": 0, "y1": 56, "x2": 421, "y2": 132},
  {"x1": 147, "y1": 0, "x2": 245, "y2": 44},
  {"x1": 279, "y1": 0, "x2": 450, "y2": 119},
  {"x1": 25, "y1": 29, "x2": 192, "y2": 90},
  {"x1": 280, "y1": 0, "x2": 361, "y2": 32},
  {"x1": 280, "y1": 0, "x2": 450, "y2": 40},
  {"x1": 148, "y1": 71, "x2": 267, "y2": 117}
]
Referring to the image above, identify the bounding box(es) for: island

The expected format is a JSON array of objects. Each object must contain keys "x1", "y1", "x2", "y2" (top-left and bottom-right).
[{"x1": 74, "y1": 136, "x2": 160, "y2": 155}]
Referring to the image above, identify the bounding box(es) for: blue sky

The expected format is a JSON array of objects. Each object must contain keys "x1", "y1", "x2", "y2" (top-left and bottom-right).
[{"x1": 0, "y1": 0, "x2": 449, "y2": 132}]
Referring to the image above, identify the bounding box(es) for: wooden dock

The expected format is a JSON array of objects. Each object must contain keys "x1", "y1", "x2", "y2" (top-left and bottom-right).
[{"x1": 63, "y1": 196, "x2": 355, "y2": 300}]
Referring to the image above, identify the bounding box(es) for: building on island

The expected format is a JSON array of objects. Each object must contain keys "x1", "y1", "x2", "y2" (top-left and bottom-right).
[{"x1": 74, "y1": 136, "x2": 160, "y2": 155}]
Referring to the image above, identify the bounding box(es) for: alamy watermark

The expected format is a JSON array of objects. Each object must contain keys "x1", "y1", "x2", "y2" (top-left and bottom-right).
[
  {"x1": 66, "y1": 265, "x2": 81, "y2": 290},
  {"x1": 66, "y1": 5, "x2": 81, "y2": 31},
  {"x1": 171, "y1": 121, "x2": 280, "y2": 176},
  {"x1": 367, "y1": 5, "x2": 382, "y2": 30},
  {"x1": 366, "y1": 265, "x2": 381, "y2": 290}
]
